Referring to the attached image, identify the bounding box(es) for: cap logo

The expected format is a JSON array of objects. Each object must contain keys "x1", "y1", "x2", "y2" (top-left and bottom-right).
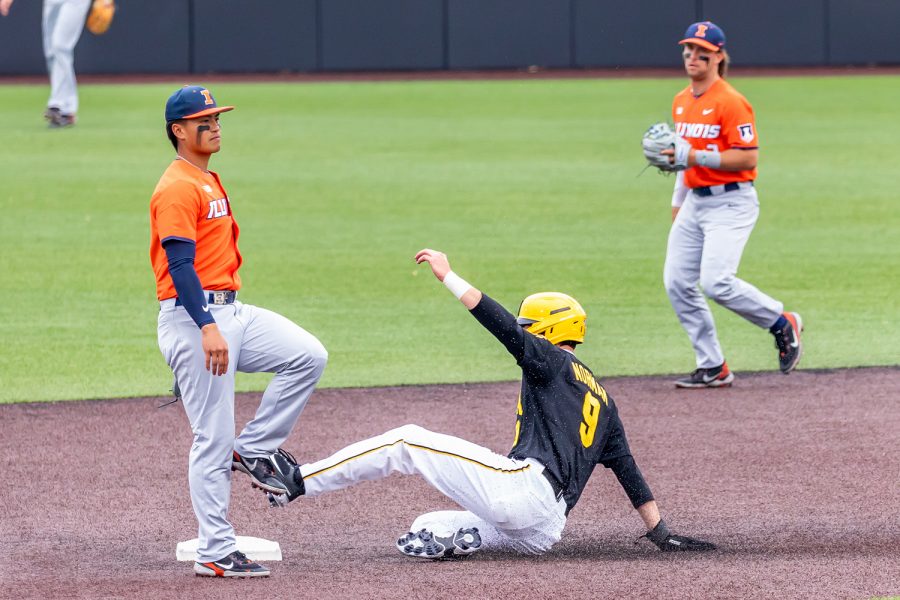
[
  {"x1": 695, "y1": 24, "x2": 708, "y2": 38},
  {"x1": 200, "y1": 89, "x2": 214, "y2": 106}
]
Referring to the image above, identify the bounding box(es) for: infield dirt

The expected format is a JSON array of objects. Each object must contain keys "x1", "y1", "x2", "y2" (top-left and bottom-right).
[{"x1": 3, "y1": 367, "x2": 898, "y2": 599}]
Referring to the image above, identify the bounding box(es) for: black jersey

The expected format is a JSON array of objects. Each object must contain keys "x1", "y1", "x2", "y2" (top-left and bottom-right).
[{"x1": 470, "y1": 294, "x2": 634, "y2": 512}]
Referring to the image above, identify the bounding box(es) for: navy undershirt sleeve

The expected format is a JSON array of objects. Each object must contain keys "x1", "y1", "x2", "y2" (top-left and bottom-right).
[{"x1": 162, "y1": 238, "x2": 215, "y2": 329}]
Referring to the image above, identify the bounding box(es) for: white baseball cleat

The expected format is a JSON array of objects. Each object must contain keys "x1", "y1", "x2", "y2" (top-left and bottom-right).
[{"x1": 396, "y1": 528, "x2": 482, "y2": 559}]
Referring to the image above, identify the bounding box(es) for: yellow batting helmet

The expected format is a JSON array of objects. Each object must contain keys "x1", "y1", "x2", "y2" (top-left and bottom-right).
[{"x1": 516, "y1": 292, "x2": 587, "y2": 345}]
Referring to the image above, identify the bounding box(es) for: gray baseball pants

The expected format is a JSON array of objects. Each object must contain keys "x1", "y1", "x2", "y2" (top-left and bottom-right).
[
  {"x1": 157, "y1": 298, "x2": 328, "y2": 562},
  {"x1": 42, "y1": 0, "x2": 90, "y2": 115},
  {"x1": 663, "y1": 186, "x2": 783, "y2": 369}
]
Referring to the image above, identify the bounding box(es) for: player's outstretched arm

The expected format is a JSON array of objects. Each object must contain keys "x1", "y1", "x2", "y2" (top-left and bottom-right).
[
  {"x1": 414, "y1": 248, "x2": 529, "y2": 361},
  {"x1": 414, "y1": 248, "x2": 482, "y2": 309}
]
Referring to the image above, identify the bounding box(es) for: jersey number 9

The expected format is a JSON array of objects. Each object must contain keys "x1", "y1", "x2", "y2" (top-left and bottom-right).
[{"x1": 580, "y1": 392, "x2": 602, "y2": 448}]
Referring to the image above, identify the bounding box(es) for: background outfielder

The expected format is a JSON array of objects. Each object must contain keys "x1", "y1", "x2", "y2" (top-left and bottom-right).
[
  {"x1": 0, "y1": 0, "x2": 93, "y2": 127},
  {"x1": 267, "y1": 249, "x2": 715, "y2": 559},
  {"x1": 150, "y1": 86, "x2": 327, "y2": 577},
  {"x1": 650, "y1": 21, "x2": 804, "y2": 388}
]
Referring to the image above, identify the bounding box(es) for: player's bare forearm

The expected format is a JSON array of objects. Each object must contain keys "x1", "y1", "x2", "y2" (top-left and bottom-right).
[
  {"x1": 457, "y1": 288, "x2": 481, "y2": 309},
  {"x1": 0, "y1": 0, "x2": 13, "y2": 17},
  {"x1": 637, "y1": 500, "x2": 661, "y2": 531},
  {"x1": 414, "y1": 248, "x2": 483, "y2": 309}
]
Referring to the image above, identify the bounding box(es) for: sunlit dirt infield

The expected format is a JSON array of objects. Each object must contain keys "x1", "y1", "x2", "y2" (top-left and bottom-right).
[{"x1": 3, "y1": 367, "x2": 897, "y2": 599}]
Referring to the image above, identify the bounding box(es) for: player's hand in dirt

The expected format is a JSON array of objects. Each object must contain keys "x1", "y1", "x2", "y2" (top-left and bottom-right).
[{"x1": 644, "y1": 519, "x2": 716, "y2": 552}]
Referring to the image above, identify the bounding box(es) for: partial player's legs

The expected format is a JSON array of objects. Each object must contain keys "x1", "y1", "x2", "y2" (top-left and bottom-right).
[
  {"x1": 232, "y1": 302, "x2": 327, "y2": 458},
  {"x1": 42, "y1": 0, "x2": 90, "y2": 124},
  {"x1": 664, "y1": 196, "x2": 726, "y2": 369},
  {"x1": 696, "y1": 189, "x2": 803, "y2": 373},
  {"x1": 696, "y1": 188, "x2": 782, "y2": 328},
  {"x1": 157, "y1": 303, "x2": 243, "y2": 563},
  {"x1": 298, "y1": 424, "x2": 566, "y2": 552}
]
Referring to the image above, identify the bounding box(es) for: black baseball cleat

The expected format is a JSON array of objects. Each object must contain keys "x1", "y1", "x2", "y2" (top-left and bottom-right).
[
  {"x1": 232, "y1": 448, "x2": 303, "y2": 496},
  {"x1": 265, "y1": 458, "x2": 305, "y2": 508},
  {"x1": 644, "y1": 519, "x2": 716, "y2": 552},
  {"x1": 772, "y1": 312, "x2": 803, "y2": 374},
  {"x1": 674, "y1": 362, "x2": 734, "y2": 389},
  {"x1": 194, "y1": 550, "x2": 270, "y2": 577},
  {"x1": 396, "y1": 528, "x2": 482, "y2": 560}
]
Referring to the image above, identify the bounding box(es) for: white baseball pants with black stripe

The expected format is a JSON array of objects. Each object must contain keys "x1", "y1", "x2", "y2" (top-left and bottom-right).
[
  {"x1": 664, "y1": 187, "x2": 783, "y2": 368},
  {"x1": 42, "y1": 0, "x2": 91, "y2": 115},
  {"x1": 301, "y1": 424, "x2": 567, "y2": 554},
  {"x1": 157, "y1": 299, "x2": 328, "y2": 562}
]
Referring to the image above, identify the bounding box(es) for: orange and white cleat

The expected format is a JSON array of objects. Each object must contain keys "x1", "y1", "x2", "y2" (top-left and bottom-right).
[
  {"x1": 674, "y1": 361, "x2": 734, "y2": 389},
  {"x1": 194, "y1": 550, "x2": 270, "y2": 577},
  {"x1": 773, "y1": 312, "x2": 803, "y2": 374}
]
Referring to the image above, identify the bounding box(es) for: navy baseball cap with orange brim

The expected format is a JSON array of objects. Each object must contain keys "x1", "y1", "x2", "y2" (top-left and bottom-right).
[
  {"x1": 165, "y1": 85, "x2": 234, "y2": 122},
  {"x1": 679, "y1": 21, "x2": 726, "y2": 52}
]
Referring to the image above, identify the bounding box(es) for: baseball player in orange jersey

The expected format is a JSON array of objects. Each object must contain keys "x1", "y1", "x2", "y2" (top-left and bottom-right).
[
  {"x1": 662, "y1": 22, "x2": 803, "y2": 388},
  {"x1": 150, "y1": 86, "x2": 327, "y2": 577},
  {"x1": 262, "y1": 249, "x2": 716, "y2": 559}
]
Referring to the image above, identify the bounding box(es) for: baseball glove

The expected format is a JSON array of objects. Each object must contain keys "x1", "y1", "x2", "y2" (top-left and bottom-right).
[
  {"x1": 642, "y1": 122, "x2": 691, "y2": 173},
  {"x1": 85, "y1": 0, "x2": 116, "y2": 35}
]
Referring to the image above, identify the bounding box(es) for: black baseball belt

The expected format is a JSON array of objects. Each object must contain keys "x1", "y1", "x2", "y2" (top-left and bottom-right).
[
  {"x1": 175, "y1": 290, "x2": 237, "y2": 307},
  {"x1": 542, "y1": 468, "x2": 565, "y2": 502},
  {"x1": 692, "y1": 180, "x2": 754, "y2": 197}
]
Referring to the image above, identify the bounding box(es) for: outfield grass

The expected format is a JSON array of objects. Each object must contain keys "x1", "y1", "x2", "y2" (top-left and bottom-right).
[{"x1": 0, "y1": 76, "x2": 897, "y2": 403}]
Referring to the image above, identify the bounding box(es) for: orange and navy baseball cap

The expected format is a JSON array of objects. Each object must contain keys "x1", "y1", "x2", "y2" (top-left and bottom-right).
[
  {"x1": 679, "y1": 21, "x2": 726, "y2": 52},
  {"x1": 165, "y1": 85, "x2": 234, "y2": 121}
]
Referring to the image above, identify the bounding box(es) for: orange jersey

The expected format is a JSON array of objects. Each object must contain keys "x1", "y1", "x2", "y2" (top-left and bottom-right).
[
  {"x1": 149, "y1": 159, "x2": 242, "y2": 301},
  {"x1": 672, "y1": 78, "x2": 758, "y2": 189}
]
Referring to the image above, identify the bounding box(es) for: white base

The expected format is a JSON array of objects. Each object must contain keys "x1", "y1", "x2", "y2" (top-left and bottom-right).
[{"x1": 176, "y1": 536, "x2": 282, "y2": 562}]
